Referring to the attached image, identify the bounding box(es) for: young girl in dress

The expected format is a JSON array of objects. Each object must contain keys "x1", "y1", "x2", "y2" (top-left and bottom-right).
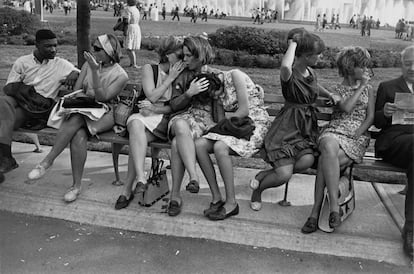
[
  {"x1": 250, "y1": 28, "x2": 339, "y2": 211},
  {"x1": 301, "y1": 46, "x2": 374, "y2": 233}
]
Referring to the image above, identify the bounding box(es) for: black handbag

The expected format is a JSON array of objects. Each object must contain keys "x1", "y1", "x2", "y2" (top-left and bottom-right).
[{"x1": 62, "y1": 96, "x2": 102, "y2": 108}]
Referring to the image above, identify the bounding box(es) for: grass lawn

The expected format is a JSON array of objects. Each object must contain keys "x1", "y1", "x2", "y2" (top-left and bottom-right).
[{"x1": 1, "y1": 10, "x2": 409, "y2": 183}]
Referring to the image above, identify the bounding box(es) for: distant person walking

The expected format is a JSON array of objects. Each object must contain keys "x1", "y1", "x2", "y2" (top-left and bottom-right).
[
  {"x1": 171, "y1": 5, "x2": 180, "y2": 21},
  {"x1": 335, "y1": 14, "x2": 341, "y2": 29},
  {"x1": 123, "y1": 0, "x2": 141, "y2": 68}
]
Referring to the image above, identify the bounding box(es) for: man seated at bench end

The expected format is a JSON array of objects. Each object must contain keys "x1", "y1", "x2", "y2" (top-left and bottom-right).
[
  {"x1": 374, "y1": 45, "x2": 414, "y2": 259},
  {"x1": 0, "y1": 29, "x2": 79, "y2": 177}
]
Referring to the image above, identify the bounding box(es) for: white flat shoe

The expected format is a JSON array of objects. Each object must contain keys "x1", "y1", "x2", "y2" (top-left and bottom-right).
[
  {"x1": 249, "y1": 178, "x2": 260, "y2": 190},
  {"x1": 28, "y1": 164, "x2": 49, "y2": 180},
  {"x1": 64, "y1": 187, "x2": 81, "y2": 203},
  {"x1": 250, "y1": 201, "x2": 262, "y2": 211}
]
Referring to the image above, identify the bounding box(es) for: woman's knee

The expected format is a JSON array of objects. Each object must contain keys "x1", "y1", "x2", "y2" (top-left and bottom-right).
[
  {"x1": 195, "y1": 138, "x2": 210, "y2": 153},
  {"x1": 213, "y1": 141, "x2": 230, "y2": 158},
  {"x1": 171, "y1": 119, "x2": 190, "y2": 137},
  {"x1": 275, "y1": 167, "x2": 293, "y2": 184},
  {"x1": 127, "y1": 120, "x2": 146, "y2": 137},
  {"x1": 319, "y1": 137, "x2": 339, "y2": 156},
  {"x1": 71, "y1": 129, "x2": 88, "y2": 147}
]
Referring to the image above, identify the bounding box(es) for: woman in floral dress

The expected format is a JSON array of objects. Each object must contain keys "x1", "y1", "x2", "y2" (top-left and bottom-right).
[
  {"x1": 302, "y1": 46, "x2": 374, "y2": 233},
  {"x1": 166, "y1": 36, "x2": 216, "y2": 217},
  {"x1": 196, "y1": 69, "x2": 270, "y2": 220}
]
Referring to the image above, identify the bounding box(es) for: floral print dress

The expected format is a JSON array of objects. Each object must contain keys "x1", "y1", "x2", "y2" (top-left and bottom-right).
[
  {"x1": 319, "y1": 84, "x2": 371, "y2": 163},
  {"x1": 202, "y1": 69, "x2": 271, "y2": 157}
]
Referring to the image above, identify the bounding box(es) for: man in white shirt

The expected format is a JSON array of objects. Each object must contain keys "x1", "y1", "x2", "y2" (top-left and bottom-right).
[{"x1": 0, "y1": 29, "x2": 79, "y2": 175}]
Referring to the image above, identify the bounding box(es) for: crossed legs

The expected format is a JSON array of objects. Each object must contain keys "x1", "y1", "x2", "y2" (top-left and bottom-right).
[
  {"x1": 119, "y1": 119, "x2": 157, "y2": 199},
  {"x1": 251, "y1": 153, "x2": 315, "y2": 205},
  {"x1": 169, "y1": 119, "x2": 199, "y2": 206}
]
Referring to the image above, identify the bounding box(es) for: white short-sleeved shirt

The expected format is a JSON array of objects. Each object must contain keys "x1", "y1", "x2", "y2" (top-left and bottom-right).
[{"x1": 6, "y1": 53, "x2": 78, "y2": 99}]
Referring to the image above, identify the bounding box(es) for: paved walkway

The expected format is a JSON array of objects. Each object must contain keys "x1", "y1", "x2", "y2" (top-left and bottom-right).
[{"x1": 0, "y1": 142, "x2": 410, "y2": 266}]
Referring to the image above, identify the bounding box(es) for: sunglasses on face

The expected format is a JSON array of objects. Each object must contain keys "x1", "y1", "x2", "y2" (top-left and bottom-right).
[{"x1": 93, "y1": 45, "x2": 103, "y2": 52}]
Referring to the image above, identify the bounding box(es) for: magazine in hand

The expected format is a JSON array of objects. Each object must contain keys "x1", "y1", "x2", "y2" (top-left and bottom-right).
[{"x1": 392, "y1": 93, "x2": 414, "y2": 125}]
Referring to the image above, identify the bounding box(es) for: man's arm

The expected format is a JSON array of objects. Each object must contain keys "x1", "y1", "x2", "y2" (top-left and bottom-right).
[
  {"x1": 60, "y1": 70, "x2": 80, "y2": 90},
  {"x1": 374, "y1": 82, "x2": 392, "y2": 129}
]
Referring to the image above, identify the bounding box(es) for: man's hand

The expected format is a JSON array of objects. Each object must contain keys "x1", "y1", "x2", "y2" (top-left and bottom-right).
[
  {"x1": 383, "y1": 102, "x2": 398, "y2": 118},
  {"x1": 60, "y1": 70, "x2": 79, "y2": 90}
]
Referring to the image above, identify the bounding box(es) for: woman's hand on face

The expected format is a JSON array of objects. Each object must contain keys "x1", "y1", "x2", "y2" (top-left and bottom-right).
[
  {"x1": 359, "y1": 70, "x2": 371, "y2": 88},
  {"x1": 169, "y1": 61, "x2": 186, "y2": 80},
  {"x1": 83, "y1": 51, "x2": 100, "y2": 70},
  {"x1": 187, "y1": 77, "x2": 209, "y2": 97}
]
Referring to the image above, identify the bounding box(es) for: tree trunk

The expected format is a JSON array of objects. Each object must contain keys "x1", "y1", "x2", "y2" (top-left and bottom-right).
[{"x1": 76, "y1": 0, "x2": 90, "y2": 68}]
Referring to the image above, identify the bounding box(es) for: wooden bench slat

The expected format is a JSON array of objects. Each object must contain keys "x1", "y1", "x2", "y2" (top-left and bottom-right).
[{"x1": 355, "y1": 159, "x2": 406, "y2": 173}]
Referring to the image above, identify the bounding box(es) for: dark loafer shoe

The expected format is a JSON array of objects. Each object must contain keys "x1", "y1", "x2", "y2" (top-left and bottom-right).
[
  {"x1": 185, "y1": 180, "x2": 200, "y2": 193},
  {"x1": 0, "y1": 157, "x2": 18, "y2": 173},
  {"x1": 114, "y1": 193, "x2": 134, "y2": 210},
  {"x1": 301, "y1": 217, "x2": 318, "y2": 234},
  {"x1": 0, "y1": 172, "x2": 4, "y2": 184},
  {"x1": 329, "y1": 209, "x2": 343, "y2": 228},
  {"x1": 208, "y1": 204, "x2": 239, "y2": 221},
  {"x1": 167, "y1": 200, "x2": 182, "y2": 217},
  {"x1": 203, "y1": 200, "x2": 225, "y2": 217}
]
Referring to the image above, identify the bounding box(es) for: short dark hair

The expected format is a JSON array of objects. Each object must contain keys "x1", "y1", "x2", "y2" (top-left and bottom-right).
[
  {"x1": 296, "y1": 33, "x2": 325, "y2": 57},
  {"x1": 35, "y1": 29, "x2": 57, "y2": 43}
]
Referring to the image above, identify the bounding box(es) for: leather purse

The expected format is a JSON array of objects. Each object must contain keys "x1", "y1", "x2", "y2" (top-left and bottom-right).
[{"x1": 137, "y1": 159, "x2": 170, "y2": 207}]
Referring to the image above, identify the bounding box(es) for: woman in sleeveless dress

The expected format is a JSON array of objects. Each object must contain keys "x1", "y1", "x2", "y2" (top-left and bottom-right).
[{"x1": 114, "y1": 36, "x2": 185, "y2": 209}]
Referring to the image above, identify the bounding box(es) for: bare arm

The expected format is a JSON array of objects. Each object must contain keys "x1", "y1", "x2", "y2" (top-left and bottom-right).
[
  {"x1": 318, "y1": 84, "x2": 341, "y2": 105},
  {"x1": 142, "y1": 61, "x2": 185, "y2": 103},
  {"x1": 280, "y1": 40, "x2": 296, "y2": 82},
  {"x1": 73, "y1": 62, "x2": 88, "y2": 91},
  {"x1": 355, "y1": 86, "x2": 375, "y2": 137},
  {"x1": 227, "y1": 70, "x2": 249, "y2": 118}
]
